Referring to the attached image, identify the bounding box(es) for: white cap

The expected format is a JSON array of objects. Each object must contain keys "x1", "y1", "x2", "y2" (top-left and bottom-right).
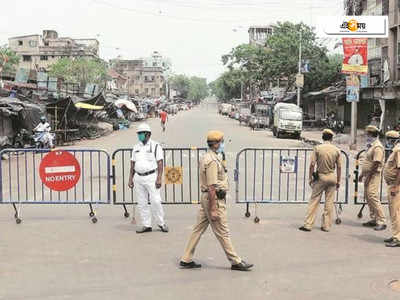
[{"x1": 136, "y1": 123, "x2": 151, "y2": 133}]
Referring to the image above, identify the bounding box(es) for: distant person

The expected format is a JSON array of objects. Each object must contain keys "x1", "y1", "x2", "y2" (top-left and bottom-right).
[
  {"x1": 179, "y1": 130, "x2": 253, "y2": 271},
  {"x1": 358, "y1": 125, "x2": 386, "y2": 231},
  {"x1": 299, "y1": 129, "x2": 341, "y2": 232},
  {"x1": 33, "y1": 116, "x2": 54, "y2": 148},
  {"x1": 159, "y1": 110, "x2": 168, "y2": 132},
  {"x1": 128, "y1": 123, "x2": 168, "y2": 234}
]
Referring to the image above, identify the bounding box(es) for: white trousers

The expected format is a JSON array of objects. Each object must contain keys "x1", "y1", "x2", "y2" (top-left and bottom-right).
[{"x1": 134, "y1": 173, "x2": 165, "y2": 227}]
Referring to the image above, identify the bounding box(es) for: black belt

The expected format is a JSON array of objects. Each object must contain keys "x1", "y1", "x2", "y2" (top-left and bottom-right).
[{"x1": 136, "y1": 170, "x2": 156, "y2": 176}]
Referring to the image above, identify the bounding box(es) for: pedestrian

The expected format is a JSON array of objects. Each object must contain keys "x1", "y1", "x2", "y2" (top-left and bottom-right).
[
  {"x1": 159, "y1": 110, "x2": 168, "y2": 132},
  {"x1": 128, "y1": 123, "x2": 168, "y2": 234},
  {"x1": 383, "y1": 131, "x2": 400, "y2": 247},
  {"x1": 299, "y1": 129, "x2": 341, "y2": 232},
  {"x1": 358, "y1": 125, "x2": 387, "y2": 231},
  {"x1": 179, "y1": 130, "x2": 253, "y2": 271}
]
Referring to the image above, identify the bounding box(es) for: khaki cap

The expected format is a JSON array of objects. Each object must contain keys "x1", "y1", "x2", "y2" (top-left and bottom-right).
[
  {"x1": 207, "y1": 130, "x2": 224, "y2": 142},
  {"x1": 322, "y1": 129, "x2": 335, "y2": 136},
  {"x1": 386, "y1": 130, "x2": 400, "y2": 139},
  {"x1": 365, "y1": 125, "x2": 379, "y2": 133}
]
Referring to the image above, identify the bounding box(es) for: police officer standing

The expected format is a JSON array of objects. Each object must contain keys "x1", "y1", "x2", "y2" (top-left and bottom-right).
[
  {"x1": 383, "y1": 131, "x2": 400, "y2": 247},
  {"x1": 128, "y1": 123, "x2": 168, "y2": 234},
  {"x1": 358, "y1": 125, "x2": 386, "y2": 231},
  {"x1": 179, "y1": 130, "x2": 253, "y2": 271},
  {"x1": 299, "y1": 129, "x2": 341, "y2": 232}
]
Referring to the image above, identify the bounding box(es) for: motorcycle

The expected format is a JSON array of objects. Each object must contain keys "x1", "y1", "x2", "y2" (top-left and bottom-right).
[
  {"x1": 325, "y1": 116, "x2": 345, "y2": 134},
  {"x1": 33, "y1": 131, "x2": 55, "y2": 149}
]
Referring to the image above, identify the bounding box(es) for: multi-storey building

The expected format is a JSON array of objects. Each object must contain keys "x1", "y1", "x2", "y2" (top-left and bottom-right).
[
  {"x1": 248, "y1": 25, "x2": 274, "y2": 46},
  {"x1": 8, "y1": 30, "x2": 99, "y2": 71}
]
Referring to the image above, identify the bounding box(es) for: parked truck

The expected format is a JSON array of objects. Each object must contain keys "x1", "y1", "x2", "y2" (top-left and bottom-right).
[{"x1": 272, "y1": 103, "x2": 303, "y2": 139}]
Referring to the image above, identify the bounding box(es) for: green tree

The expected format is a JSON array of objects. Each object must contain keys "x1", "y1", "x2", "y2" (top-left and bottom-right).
[
  {"x1": 188, "y1": 76, "x2": 209, "y2": 103},
  {"x1": 209, "y1": 69, "x2": 243, "y2": 101},
  {"x1": 48, "y1": 57, "x2": 107, "y2": 88},
  {"x1": 0, "y1": 46, "x2": 20, "y2": 74},
  {"x1": 169, "y1": 74, "x2": 191, "y2": 98}
]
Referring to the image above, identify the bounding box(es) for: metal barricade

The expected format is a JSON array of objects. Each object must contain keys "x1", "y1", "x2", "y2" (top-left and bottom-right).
[
  {"x1": 353, "y1": 149, "x2": 391, "y2": 219},
  {"x1": 0, "y1": 148, "x2": 111, "y2": 223},
  {"x1": 111, "y1": 147, "x2": 207, "y2": 217},
  {"x1": 234, "y1": 148, "x2": 350, "y2": 222}
]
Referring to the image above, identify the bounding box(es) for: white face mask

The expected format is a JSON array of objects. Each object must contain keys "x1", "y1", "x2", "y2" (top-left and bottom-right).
[{"x1": 366, "y1": 136, "x2": 375, "y2": 148}]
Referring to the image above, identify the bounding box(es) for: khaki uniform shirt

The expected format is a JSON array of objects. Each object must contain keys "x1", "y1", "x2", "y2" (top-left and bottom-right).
[
  {"x1": 384, "y1": 144, "x2": 400, "y2": 185},
  {"x1": 200, "y1": 150, "x2": 228, "y2": 192},
  {"x1": 311, "y1": 142, "x2": 341, "y2": 174},
  {"x1": 362, "y1": 139, "x2": 384, "y2": 174}
]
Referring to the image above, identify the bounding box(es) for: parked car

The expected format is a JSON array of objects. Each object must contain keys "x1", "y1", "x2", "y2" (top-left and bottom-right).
[{"x1": 239, "y1": 108, "x2": 251, "y2": 125}]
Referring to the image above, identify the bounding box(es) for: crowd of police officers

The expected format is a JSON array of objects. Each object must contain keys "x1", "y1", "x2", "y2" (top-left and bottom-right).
[
  {"x1": 299, "y1": 126, "x2": 400, "y2": 248},
  {"x1": 129, "y1": 123, "x2": 400, "y2": 273}
]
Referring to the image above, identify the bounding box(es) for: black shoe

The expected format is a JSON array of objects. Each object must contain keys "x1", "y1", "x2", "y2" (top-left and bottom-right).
[
  {"x1": 374, "y1": 224, "x2": 387, "y2": 231},
  {"x1": 136, "y1": 226, "x2": 152, "y2": 233},
  {"x1": 179, "y1": 261, "x2": 202, "y2": 269},
  {"x1": 386, "y1": 238, "x2": 400, "y2": 247},
  {"x1": 362, "y1": 220, "x2": 377, "y2": 227},
  {"x1": 158, "y1": 224, "x2": 169, "y2": 232},
  {"x1": 231, "y1": 261, "x2": 253, "y2": 271},
  {"x1": 299, "y1": 226, "x2": 311, "y2": 232},
  {"x1": 321, "y1": 227, "x2": 330, "y2": 232},
  {"x1": 384, "y1": 237, "x2": 394, "y2": 243}
]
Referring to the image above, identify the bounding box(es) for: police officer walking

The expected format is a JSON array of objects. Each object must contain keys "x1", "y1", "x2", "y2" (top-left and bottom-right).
[
  {"x1": 358, "y1": 125, "x2": 386, "y2": 231},
  {"x1": 128, "y1": 123, "x2": 168, "y2": 234},
  {"x1": 383, "y1": 131, "x2": 400, "y2": 247},
  {"x1": 299, "y1": 129, "x2": 341, "y2": 232},
  {"x1": 179, "y1": 130, "x2": 253, "y2": 271}
]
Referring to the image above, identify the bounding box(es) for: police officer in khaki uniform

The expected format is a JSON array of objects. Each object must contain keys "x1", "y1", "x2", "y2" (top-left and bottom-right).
[
  {"x1": 383, "y1": 131, "x2": 400, "y2": 247},
  {"x1": 179, "y1": 130, "x2": 253, "y2": 271},
  {"x1": 299, "y1": 129, "x2": 341, "y2": 232},
  {"x1": 358, "y1": 125, "x2": 387, "y2": 230}
]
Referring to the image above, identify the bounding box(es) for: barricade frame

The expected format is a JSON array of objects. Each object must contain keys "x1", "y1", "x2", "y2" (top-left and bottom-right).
[
  {"x1": 111, "y1": 147, "x2": 208, "y2": 218},
  {"x1": 234, "y1": 148, "x2": 350, "y2": 222},
  {"x1": 0, "y1": 148, "x2": 111, "y2": 224}
]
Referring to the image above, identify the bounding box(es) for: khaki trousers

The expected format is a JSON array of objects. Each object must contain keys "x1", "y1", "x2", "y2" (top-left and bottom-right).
[
  {"x1": 181, "y1": 193, "x2": 241, "y2": 265},
  {"x1": 364, "y1": 173, "x2": 386, "y2": 225},
  {"x1": 304, "y1": 173, "x2": 336, "y2": 230},
  {"x1": 388, "y1": 186, "x2": 400, "y2": 240}
]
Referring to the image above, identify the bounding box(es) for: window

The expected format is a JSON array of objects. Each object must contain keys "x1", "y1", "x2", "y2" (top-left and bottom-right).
[
  {"x1": 22, "y1": 55, "x2": 32, "y2": 62},
  {"x1": 151, "y1": 76, "x2": 155, "y2": 81},
  {"x1": 51, "y1": 55, "x2": 55, "y2": 58},
  {"x1": 135, "y1": 89, "x2": 139, "y2": 94},
  {"x1": 40, "y1": 55, "x2": 48, "y2": 61},
  {"x1": 18, "y1": 40, "x2": 23, "y2": 46},
  {"x1": 153, "y1": 62, "x2": 157, "y2": 67},
  {"x1": 136, "y1": 76, "x2": 140, "y2": 80},
  {"x1": 145, "y1": 88, "x2": 149, "y2": 94},
  {"x1": 44, "y1": 41, "x2": 49, "y2": 46},
  {"x1": 144, "y1": 76, "x2": 148, "y2": 81},
  {"x1": 29, "y1": 40, "x2": 37, "y2": 47}
]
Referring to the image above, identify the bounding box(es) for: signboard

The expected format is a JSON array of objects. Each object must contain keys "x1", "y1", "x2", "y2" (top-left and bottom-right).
[
  {"x1": 37, "y1": 72, "x2": 48, "y2": 89},
  {"x1": 280, "y1": 156, "x2": 297, "y2": 173},
  {"x1": 319, "y1": 16, "x2": 388, "y2": 38},
  {"x1": 346, "y1": 74, "x2": 360, "y2": 103},
  {"x1": 48, "y1": 77, "x2": 58, "y2": 92},
  {"x1": 360, "y1": 75, "x2": 369, "y2": 88},
  {"x1": 295, "y1": 73, "x2": 304, "y2": 88},
  {"x1": 342, "y1": 38, "x2": 368, "y2": 75},
  {"x1": 39, "y1": 150, "x2": 81, "y2": 191},
  {"x1": 165, "y1": 166, "x2": 183, "y2": 185}
]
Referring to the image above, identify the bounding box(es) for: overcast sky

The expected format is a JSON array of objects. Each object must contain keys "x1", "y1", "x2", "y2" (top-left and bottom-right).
[{"x1": 0, "y1": 0, "x2": 343, "y2": 82}]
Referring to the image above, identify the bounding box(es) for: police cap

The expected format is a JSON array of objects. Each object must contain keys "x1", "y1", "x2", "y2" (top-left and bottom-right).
[
  {"x1": 207, "y1": 130, "x2": 224, "y2": 142},
  {"x1": 322, "y1": 129, "x2": 335, "y2": 136},
  {"x1": 365, "y1": 125, "x2": 379, "y2": 133},
  {"x1": 386, "y1": 130, "x2": 400, "y2": 139}
]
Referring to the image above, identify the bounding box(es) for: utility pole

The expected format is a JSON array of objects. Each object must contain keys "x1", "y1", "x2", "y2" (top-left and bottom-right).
[
  {"x1": 241, "y1": 81, "x2": 244, "y2": 101},
  {"x1": 297, "y1": 30, "x2": 302, "y2": 107},
  {"x1": 350, "y1": 0, "x2": 358, "y2": 149}
]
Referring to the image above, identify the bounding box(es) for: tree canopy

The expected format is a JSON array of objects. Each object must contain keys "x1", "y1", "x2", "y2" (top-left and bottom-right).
[
  {"x1": 213, "y1": 21, "x2": 343, "y2": 101},
  {"x1": 169, "y1": 74, "x2": 209, "y2": 102},
  {"x1": 48, "y1": 57, "x2": 107, "y2": 86},
  {"x1": 0, "y1": 46, "x2": 20, "y2": 74}
]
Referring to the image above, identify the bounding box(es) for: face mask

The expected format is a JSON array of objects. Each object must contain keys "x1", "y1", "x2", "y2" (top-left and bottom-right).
[
  {"x1": 386, "y1": 141, "x2": 395, "y2": 150},
  {"x1": 138, "y1": 133, "x2": 146, "y2": 142},
  {"x1": 217, "y1": 142, "x2": 225, "y2": 153},
  {"x1": 366, "y1": 136, "x2": 375, "y2": 148}
]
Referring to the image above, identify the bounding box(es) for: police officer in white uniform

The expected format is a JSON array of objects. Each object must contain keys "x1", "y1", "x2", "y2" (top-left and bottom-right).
[{"x1": 128, "y1": 123, "x2": 168, "y2": 233}]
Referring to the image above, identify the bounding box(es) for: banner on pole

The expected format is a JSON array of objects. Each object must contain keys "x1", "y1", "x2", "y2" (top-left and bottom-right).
[
  {"x1": 342, "y1": 38, "x2": 368, "y2": 75},
  {"x1": 346, "y1": 74, "x2": 360, "y2": 102}
]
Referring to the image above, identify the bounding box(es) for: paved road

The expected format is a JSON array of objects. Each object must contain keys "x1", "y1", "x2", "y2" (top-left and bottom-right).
[{"x1": 1, "y1": 102, "x2": 399, "y2": 299}]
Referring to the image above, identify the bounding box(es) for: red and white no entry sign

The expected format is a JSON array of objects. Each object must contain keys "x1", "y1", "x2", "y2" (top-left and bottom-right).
[{"x1": 39, "y1": 150, "x2": 81, "y2": 191}]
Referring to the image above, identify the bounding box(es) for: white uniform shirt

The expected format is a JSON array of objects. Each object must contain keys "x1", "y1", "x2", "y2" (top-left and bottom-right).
[
  {"x1": 131, "y1": 139, "x2": 164, "y2": 174},
  {"x1": 34, "y1": 122, "x2": 51, "y2": 132}
]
